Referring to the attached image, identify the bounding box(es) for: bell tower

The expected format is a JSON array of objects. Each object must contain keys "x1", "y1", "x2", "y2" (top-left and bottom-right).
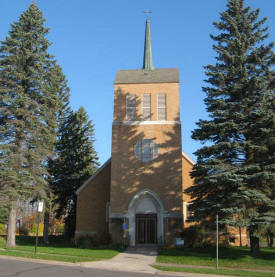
[{"x1": 109, "y1": 19, "x2": 183, "y2": 246}]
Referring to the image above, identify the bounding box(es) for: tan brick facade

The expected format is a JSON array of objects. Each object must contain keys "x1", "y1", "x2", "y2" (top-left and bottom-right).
[
  {"x1": 75, "y1": 71, "x2": 244, "y2": 247},
  {"x1": 75, "y1": 161, "x2": 111, "y2": 238},
  {"x1": 109, "y1": 80, "x2": 183, "y2": 245}
]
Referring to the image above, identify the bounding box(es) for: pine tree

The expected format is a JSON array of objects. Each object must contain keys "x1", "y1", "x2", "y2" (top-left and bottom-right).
[
  {"x1": 42, "y1": 63, "x2": 71, "y2": 244},
  {"x1": 185, "y1": 0, "x2": 274, "y2": 257},
  {"x1": 0, "y1": 3, "x2": 58, "y2": 247},
  {"x1": 49, "y1": 107, "x2": 99, "y2": 238}
]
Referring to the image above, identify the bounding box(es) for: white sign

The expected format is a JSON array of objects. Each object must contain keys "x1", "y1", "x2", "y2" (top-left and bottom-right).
[
  {"x1": 175, "y1": 237, "x2": 184, "y2": 246},
  {"x1": 38, "y1": 201, "x2": 44, "y2": 213}
]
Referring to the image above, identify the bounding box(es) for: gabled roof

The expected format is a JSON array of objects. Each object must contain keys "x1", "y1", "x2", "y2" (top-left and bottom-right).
[
  {"x1": 182, "y1": 151, "x2": 195, "y2": 165},
  {"x1": 75, "y1": 158, "x2": 111, "y2": 195}
]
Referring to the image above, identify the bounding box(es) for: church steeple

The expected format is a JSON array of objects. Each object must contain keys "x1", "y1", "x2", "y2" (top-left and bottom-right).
[{"x1": 143, "y1": 19, "x2": 154, "y2": 71}]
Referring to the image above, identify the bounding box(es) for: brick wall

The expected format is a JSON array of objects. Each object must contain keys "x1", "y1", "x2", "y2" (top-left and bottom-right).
[{"x1": 75, "y1": 161, "x2": 111, "y2": 238}]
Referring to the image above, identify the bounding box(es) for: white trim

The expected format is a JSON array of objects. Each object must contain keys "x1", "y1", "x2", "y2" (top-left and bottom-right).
[
  {"x1": 109, "y1": 212, "x2": 129, "y2": 218},
  {"x1": 113, "y1": 120, "x2": 180, "y2": 126},
  {"x1": 182, "y1": 151, "x2": 195, "y2": 165},
  {"x1": 75, "y1": 158, "x2": 111, "y2": 195}
]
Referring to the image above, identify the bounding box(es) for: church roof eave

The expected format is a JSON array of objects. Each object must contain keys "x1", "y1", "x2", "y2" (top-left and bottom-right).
[
  {"x1": 75, "y1": 158, "x2": 111, "y2": 195},
  {"x1": 182, "y1": 151, "x2": 195, "y2": 165}
]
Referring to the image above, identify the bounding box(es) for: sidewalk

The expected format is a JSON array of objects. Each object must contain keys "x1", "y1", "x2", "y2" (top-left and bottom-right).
[
  {"x1": 80, "y1": 246, "x2": 158, "y2": 274},
  {"x1": 153, "y1": 262, "x2": 275, "y2": 273}
]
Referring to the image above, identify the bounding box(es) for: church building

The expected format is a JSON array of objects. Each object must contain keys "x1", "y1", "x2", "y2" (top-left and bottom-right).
[{"x1": 75, "y1": 19, "x2": 221, "y2": 246}]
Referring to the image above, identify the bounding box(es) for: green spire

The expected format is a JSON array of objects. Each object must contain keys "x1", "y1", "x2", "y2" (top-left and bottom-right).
[{"x1": 143, "y1": 19, "x2": 154, "y2": 71}]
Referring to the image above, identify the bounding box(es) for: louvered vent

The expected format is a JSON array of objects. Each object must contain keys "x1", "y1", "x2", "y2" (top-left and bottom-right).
[
  {"x1": 157, "y1": 94, "x2": 166, "y2": 120},
  {"x1": 142, "y1": 94, "x2": 151, "y2": 121}
]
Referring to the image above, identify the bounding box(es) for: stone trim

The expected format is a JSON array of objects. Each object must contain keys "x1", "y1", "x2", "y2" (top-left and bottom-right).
[
  {"x1": 75, "y1": 158, "x2": 111, "y2": 195},
  {"x1": 109, "y1": 213, "x2": 128, "y2": 219},
  {"x1": 113, "y1": 120, "x2": 181, "y2": 126},
  {"x1": 163, "y1": 212, "x2": 183, "y2": 218}
]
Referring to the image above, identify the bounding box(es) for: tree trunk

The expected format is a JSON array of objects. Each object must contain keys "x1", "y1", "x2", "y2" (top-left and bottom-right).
[
  {"x1": 250, "y1": 233, "x2": 260, "y2": 257},
  {"x1": 239, "y1": 227, "x2": 242, "y2": 247},
  {"x1": 6, "y1": 206, "x2": 16, "y2": 248},
  {"x1": 267, "y1": 231, "x2": 274, "y2": 248},
  {"x1": 43, "y1": 211, "x2": 49, "y2": 244}
]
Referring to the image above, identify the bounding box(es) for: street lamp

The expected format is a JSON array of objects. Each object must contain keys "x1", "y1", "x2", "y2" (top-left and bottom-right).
[
  {"x1": 35, "y1": 201, "x2": 44, "y2": 254},
  {"x1": 216, "y1": 214, "x2": 219, "y2": 269}
]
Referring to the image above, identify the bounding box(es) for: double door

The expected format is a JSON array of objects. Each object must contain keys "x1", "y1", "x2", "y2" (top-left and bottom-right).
[{"x1": 135, "y1": 214, "x2": 157, "y2": 244}]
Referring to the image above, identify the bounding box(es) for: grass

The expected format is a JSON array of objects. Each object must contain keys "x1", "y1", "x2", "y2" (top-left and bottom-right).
[
  {"x1": 154, "y1": 265, "x2": 275, "y2": 277},
  {"x1": 157, "y1": 246, "x2": 275, "y2": 270},
  {"x1": 0, "y1": 235, "x2": 121, "y2": 263}
]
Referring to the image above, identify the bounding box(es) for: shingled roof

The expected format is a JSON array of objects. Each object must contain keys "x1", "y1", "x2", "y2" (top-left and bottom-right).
[{"x1": 114, "y1": 68, "x2": 179, "y2": 84}]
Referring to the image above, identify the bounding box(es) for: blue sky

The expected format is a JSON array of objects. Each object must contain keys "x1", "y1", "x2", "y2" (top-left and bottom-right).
[{"x1": 1, "y1": 0, "x2": 274, "y2": 164}]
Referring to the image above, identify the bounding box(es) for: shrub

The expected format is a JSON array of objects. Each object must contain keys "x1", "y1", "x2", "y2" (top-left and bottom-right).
[
  {"x1": 180, "y1": 225, "x2": 205, "y2": 248},
  {"x1": 19, "y1": 226, "x2": 29, "y2": 236},
  {"x1": 55, "y1": 223, "x2": 65, "y2": 234},
  {"x1": 75, "y1": 234, "x2": 98, "y2": 248},
  {"x1": 99, "y1": 233, "x2": 112, "y2": 245},
  {"x1": 0, "y1": 224, "x2": 4, "y2": 235},
  {"x1": 29, "y1": 223, "x2": 44, "y2": 235}
]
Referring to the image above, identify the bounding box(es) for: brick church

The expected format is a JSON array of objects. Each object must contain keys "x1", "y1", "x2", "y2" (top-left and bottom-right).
[{"x1": 75, "y1": 19, "x2": 245, "y2": 246}]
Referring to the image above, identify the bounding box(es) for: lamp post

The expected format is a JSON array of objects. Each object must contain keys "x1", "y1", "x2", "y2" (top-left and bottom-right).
[
  {"x1": 35, "y1": 201, "x2": 43, "y2": 254},
  {"x1": 216, "y1": 214, "x2": 219, "y2": 269}
]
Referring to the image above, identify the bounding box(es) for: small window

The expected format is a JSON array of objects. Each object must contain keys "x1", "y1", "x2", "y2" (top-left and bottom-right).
[
  {"x1": 185, "y1": 203, "x2": 194, "y2": 221},
  {"x1": 157, "y1": 94, "x2": 166, "y2": 120},
  {"x1": 126, "y1": 94, "x2": 136, "y2": 121},
  {"x1": 142, "y1": 94, "x2": 151, "y2": 121}
]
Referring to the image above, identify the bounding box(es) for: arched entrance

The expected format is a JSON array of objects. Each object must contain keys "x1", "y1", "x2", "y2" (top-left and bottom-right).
[{"x1": 128, "y1": 189, "x2": 164, "y2": 246}]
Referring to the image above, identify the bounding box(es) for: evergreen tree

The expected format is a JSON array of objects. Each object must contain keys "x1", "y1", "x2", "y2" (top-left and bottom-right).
[
  {"x1": 0, "y1": 201, "x2": 8, "y2": 224},
  {"x1": 42, "y1": 63, "x2": 71, "y2": 244},
  {"x1": 0, "y1": 3, "x2": 58, "y2": 247},
  {"x1": 186, "y1": 0, "x2": 274, "y2": 257},
  {"x1": 49, "y1": 107, "x2": 99, "y2": 238}
]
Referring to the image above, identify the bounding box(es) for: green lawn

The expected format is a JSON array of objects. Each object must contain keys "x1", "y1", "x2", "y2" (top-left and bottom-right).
[
  {"x1": 157, "y1": 247, "x2": 275, "y2": 271},
  {"x1": 154, "y1": 265, "x2": 275, "y2": 277},
  {"x1": 0, "y1": 236, "x2": 121, "y2": 263}
]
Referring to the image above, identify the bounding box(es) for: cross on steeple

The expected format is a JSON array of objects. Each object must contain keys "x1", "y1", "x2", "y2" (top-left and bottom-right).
[{"x1": 144, "y1": 9, "x2": 152, "y2": 19}]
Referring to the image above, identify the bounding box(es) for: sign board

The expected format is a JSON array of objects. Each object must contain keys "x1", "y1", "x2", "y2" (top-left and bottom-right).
[
  {"x1": 38, "y1": 201, "x2": 44, "y2": 213},
  {"x1": 122, "y1": 222, "x2": 127, "y2": 231},
  {"x1": 175, "y1": 237, "x2": 184, "y2": 246}
]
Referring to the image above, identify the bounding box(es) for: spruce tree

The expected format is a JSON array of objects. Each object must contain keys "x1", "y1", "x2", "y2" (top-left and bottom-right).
[
  {"x1": 49, "y1": 107, "x2": 99, "y2": 238},
  {"x1": 0, "y1": 3, "x2": 58, "y2": 247},
  {"x1": 42, "y1": 63, "x2": 71, "y2": 244},
  {"x1": 186, "y1": 0, "x2": 274, "y2": 257}
]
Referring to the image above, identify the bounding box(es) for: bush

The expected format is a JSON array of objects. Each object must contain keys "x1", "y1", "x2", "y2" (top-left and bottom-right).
[
  {"x1": 75, "y1": 234, "x2": 99, "y2": 248},
  {"x1": 55, "y1": 223, "x2": 64, "y2": 234},
  {"x1": 180, "y1": 225, "x2": 205, "y2": 248},
  {"x1": 29, "y1": 223, "x2": 44, "y2": 235},
  {"x1": 0, "y1": 224, "x2": 4, "y2": 235},
  {"x1": 19, "y1": 226, "x2": 29, "y2": 236},
  {"x1": 98, "y1": 233, "x2": 112, "y2": 246}
]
